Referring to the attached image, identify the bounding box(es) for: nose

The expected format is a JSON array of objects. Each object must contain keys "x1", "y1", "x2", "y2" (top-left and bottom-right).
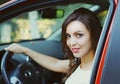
[{"x1": 69, "y1": 37, "x2": 77, "y2": 46}]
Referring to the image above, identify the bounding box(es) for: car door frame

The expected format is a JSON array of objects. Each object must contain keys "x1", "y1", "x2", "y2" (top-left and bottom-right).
[{"x1": 91, "y1": 0, "x2": 120, "y2": 84}]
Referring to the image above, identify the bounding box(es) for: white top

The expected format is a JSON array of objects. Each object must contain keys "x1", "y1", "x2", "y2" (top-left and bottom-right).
[{"x1": 65, "y1": 66, "x2": 92, "y2": 84}]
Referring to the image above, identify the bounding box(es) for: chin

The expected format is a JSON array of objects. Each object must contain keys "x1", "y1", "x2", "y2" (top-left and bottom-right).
[{"x1": 73, "y1": 53, "x2": 81, "y2": 58}]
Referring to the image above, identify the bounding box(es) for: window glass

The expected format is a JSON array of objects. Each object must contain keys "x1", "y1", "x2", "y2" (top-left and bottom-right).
[{"x1": 0, "y1": 2, "x2": 108, "y2": 44}]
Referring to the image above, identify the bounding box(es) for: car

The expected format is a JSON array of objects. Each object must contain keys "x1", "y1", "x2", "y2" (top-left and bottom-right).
[{"x1": 0, "y1": 0, "x2": 119, "y2": 84}]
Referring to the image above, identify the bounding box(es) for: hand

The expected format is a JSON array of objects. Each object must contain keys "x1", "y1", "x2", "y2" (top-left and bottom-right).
[{"x1": 5, "y1": 43, "x2": 28, "y2": 54}]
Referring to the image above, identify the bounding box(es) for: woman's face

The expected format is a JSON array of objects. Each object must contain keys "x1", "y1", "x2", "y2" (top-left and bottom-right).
[{"x1": 66, "y1": 20, "x2": 92, "y2": 58}]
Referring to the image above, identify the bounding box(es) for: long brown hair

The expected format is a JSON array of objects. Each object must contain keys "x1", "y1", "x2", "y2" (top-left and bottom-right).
[{"x1": 61, "y1": 8, "x2": 102, "y2": 83}]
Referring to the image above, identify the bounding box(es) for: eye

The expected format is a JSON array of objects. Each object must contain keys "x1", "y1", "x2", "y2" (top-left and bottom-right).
[
  {"x1": 66, "y1": 34, "x2": 71, "y2": 39},
  {"x1": 76, "y1": 33, "x2": 83, "y2": 38}
]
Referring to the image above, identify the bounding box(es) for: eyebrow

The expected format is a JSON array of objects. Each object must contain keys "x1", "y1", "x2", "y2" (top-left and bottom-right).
[{"x1": 66, "y1": 30, "x2": 83, "y2": 34}]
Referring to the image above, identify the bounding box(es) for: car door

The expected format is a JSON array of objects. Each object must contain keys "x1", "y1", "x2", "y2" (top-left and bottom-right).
[{"x1": 92, "y1": 0, "x2": 120, "y2": 84}]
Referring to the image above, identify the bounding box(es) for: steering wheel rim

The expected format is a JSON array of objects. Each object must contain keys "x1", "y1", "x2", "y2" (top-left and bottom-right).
[
  {"x1": 1, "y1": 50, "x2": 46, "y2": 84},
  {"x1": 1, "y1": 50, "x2": 13, "y2": 84}
]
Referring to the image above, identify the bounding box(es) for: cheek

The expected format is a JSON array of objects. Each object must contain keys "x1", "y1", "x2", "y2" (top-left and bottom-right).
[
  {"x1": 66, "y1": 40, "x2": 69, "y2": 47},
  {"x1": 80, "y1": 36, "x2": 92, "y2": 48},
  {"x1": 83, "y1": 38, "x2": 92, "y2": 50}
]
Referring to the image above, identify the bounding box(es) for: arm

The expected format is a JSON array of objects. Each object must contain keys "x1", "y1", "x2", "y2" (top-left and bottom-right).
[{"x1": 5, "y1": 43, "x2": 70, "y2": 73}]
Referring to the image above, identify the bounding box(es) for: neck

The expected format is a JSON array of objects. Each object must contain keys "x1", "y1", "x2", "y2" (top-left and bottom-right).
[{"x1": 80, "y1": 49, "x2": 94, "y2": 70}]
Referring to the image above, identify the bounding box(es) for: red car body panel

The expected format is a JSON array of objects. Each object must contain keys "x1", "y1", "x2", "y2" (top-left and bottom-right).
[{"x1": 95, "y1": 0, "x2": 118, "y2": 84}]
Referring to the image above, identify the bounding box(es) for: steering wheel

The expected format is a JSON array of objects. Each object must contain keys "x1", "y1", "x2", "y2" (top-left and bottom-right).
[{"x1": 1, "y1": 50, "x2": 46, "y2": 84}]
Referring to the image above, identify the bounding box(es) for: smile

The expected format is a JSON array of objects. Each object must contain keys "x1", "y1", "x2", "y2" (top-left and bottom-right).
[{"x1": 71, "y1": 48, "x2": 80, "y2": 53}]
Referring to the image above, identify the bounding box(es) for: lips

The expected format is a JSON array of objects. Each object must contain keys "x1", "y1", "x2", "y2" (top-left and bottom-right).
[{"x1": 71, "y1": 48, "x2": 80, "y2": 53}]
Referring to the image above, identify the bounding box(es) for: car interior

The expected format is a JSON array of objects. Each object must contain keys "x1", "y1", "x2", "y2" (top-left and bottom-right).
[{"x1": 0, "y1": 0, "x2": 109, "y2": 84}]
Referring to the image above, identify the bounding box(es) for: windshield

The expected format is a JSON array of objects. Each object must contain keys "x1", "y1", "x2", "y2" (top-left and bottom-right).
[{"x1": 0, "y1": 2, "x2": 108, "y2": 44}]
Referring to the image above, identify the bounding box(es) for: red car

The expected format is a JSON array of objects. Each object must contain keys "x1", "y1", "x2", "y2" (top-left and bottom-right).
[{"x1": 0, "y1": 0, "x2": 119, "y2": 84}]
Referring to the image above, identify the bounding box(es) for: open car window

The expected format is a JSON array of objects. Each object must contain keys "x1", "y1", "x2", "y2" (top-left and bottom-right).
[
  {"x1": 0, "y1": 2, "x2": 108, "y2": 44},
  {"x1": 0, "y1": 1, "x2": 111, "y2": 84}
]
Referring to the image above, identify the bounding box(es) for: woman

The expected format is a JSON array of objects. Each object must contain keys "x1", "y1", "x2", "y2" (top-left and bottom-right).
[{"x1": 5, "y1": 8, "x2": 102, "y2": 84}]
